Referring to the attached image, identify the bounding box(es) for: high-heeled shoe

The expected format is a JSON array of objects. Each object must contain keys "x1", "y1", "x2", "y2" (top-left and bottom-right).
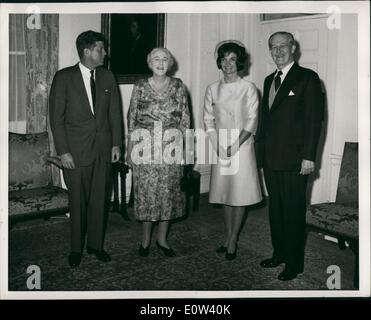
[
  {"x1": 156, "y1": 241, "x2": 176, "y2": 257},
  {"x1": 139, "y1": 244, "x2": 150, "y2": 257},
  {"x1": 216, "y1": 246, "x2": 227, "y2": 253},
  {"x1": 225, "y1": 245, "x2": 238, "y2": 261}
]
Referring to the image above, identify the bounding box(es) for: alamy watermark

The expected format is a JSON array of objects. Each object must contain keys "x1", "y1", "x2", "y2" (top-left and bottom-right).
[
  {"x1": 326, "y1": 265, "x2": 341, "y2": 289},
  {"x1": 326, "y1": 5, "x2": 342, "y2": 30},
  {"x1": 26, "y1": 5, "x2": 41, "y2": 30},
  {"x1": 128, "y1": 121, "x2": 241, "y2": 175},
  {"x1": 26, "y1": 265, "x2": 41, "y2": 290}
]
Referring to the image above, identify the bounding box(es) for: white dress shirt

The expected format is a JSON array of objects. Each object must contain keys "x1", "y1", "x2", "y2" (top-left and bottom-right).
[
  {"x1": 275, "y1": 61, "x2": 295, "y2": 84},
  {"x1": 269, "y1": 61, "x2": 295, "y2": 108},
  {"x1": 79, "y1": 62, "x2": 95, "y2": 115}
]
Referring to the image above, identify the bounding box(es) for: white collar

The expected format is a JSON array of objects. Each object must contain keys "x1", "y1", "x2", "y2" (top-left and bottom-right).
[
  {"x1": 276, "y1": 61, "x2": 294, "y2": 78},
  {"x1": 79, "y1": 62, "x2": 95, "y2": 76}
]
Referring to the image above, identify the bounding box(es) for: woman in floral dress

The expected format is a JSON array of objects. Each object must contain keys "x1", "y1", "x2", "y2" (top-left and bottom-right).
[{"x1": 126, "y1": 48, "x2": 190, "y2": 257}]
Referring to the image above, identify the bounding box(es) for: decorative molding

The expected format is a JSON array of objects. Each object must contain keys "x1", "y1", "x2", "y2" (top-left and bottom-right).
[
  {"x1": 296, "y1": 29, "x2": 319, "y2": 50},
  {"x1": 330, "y1": 153, "x2": 342, "y2": 163}
]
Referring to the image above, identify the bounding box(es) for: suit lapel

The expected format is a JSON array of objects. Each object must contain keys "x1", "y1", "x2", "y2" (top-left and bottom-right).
[
  {"x1": 270, "y1": 63, "x2": 300, "y2": 112},
  {"x1": 72, "y1": 63, "x2": 95, "y2": 117},
  {"x1": 95, "y1": 68, "x2": 104, "y2": 117}
]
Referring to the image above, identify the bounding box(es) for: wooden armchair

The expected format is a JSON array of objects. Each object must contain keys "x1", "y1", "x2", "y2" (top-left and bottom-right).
[
  {"x1": 8, "y1": 132, "x2": 69, "y2": 228},
  {"x1": 306, "y1": 142, "x2": 358, "y2": 288}
]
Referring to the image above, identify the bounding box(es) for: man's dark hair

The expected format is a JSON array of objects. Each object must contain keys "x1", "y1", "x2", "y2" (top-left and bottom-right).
[
  {"x1": 216, "y1": 42, "x2": 247, "y2": 71},
  {"x1": 76, "y1": 30, "x2": 106, "y2": 59},
  {"x1": 268, "y1": 31, "x2": 295, "y2": 49}
]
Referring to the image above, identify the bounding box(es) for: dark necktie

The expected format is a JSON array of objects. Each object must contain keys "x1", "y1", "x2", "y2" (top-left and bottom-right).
[
  {"x1": 90, "y1": 69, "x2": 96, "y2": 114},
  {"x1": 274, "y1": 70, "x2": 283, "y2": 91}
]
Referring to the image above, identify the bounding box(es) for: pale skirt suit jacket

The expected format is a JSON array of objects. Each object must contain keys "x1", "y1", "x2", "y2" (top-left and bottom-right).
[{"x1": 203, "y1": 76, "x2": 262, "y2": 206}]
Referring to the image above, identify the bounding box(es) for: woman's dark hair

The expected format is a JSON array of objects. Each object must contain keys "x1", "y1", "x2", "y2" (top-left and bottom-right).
[{"x1": 216, "y1": 42, "x2": 247, "y2": 71}]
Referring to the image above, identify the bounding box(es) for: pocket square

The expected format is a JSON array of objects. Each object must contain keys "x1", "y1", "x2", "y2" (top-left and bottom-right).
[
  {"x1": 104, "y1": 89, "x2": 109, "y2": 93},
  {"x1": 288, "y1": 90, "x2": 295, "y2": 96}
]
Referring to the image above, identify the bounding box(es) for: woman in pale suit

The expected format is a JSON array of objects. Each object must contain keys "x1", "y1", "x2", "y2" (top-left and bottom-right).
[{"x1": 204, "y1": 40, "x2": 262, "y2": 260}]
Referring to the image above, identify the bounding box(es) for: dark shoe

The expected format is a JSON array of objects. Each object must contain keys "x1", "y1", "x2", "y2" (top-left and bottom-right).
[
  {"x1": 68, "y1": 252, "x2": 82, "y2": 267},
  {"x1": 225, "y1": 251, "x2": 237, "y2": 261},
  {"x1": 156, "y1": 241, "x2": 175, "y2": 257},
  {"x1": 225, "y1": 245, "x2": 237, "y2": 260},
  {"x1": 216, "y1": 246, "x2": 227, "y2": 253},
  {"x1": 278, "y1": 267, "x2": 301, "y2": 281},
  {"x1": 87, "y1": 246, "x2": 111, "y2": 262},
  {"x1": 260, "y1": 257, "x2": 284, "y2": 268},
  {"x1": 139, "y1": 244, "x2": 150, "y2": 257}
]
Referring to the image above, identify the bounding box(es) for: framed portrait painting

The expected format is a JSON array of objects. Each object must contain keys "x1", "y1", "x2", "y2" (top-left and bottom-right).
[
  {"x1": 101, "y1": 13, "x2": 166, "y2": 84},
  {"x1": 260, "y1": 13, "x2": 317, "y2": 21}
]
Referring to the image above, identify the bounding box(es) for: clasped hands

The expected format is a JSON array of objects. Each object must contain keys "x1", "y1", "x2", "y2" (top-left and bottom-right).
[
  {"x1": 59, "y1": 146, "x2": 121, "y2": 169},
  {"x1": 207, "y1": 130, "x2": 239, "y2": 160},
  {"x1": 216, "y1": 144, "x2": 239, "y2": 160}
]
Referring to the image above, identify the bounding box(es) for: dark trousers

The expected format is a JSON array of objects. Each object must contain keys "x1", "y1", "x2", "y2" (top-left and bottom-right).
[
  {"x1": 263, "y1": 167, "x2": 308, "y2": 272},
  {"x1": 63, "y1": 156, "x2": 112, "y2": 253}
]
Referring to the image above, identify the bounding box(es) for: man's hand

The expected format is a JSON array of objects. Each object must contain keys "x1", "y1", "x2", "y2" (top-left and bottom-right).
[
  {"x1": 112, "y1": 146, "x2": 121, "y2": 163},
  {"x1": 60, "y1": 153, "x2": 75, "y2": 169},
  {"x1": 300, "y1": 159, "x2": 315, "y2": 175}
]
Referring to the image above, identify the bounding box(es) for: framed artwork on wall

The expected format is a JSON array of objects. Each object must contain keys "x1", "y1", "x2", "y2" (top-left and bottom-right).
[
  {"x1": 101, "y1": 13, "x2": 166, "y2": 84},
  {"x1": 260, "y1": 13, "x2": 317, "y2": 21}
]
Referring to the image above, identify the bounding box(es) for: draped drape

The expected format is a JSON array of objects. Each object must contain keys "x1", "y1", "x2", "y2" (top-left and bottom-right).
[{"x1": 24, "y1": 14, "x2": 60, "y2": 185}]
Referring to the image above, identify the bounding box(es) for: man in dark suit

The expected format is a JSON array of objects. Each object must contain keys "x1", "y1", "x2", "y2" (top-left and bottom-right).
[
  {"x1": 49, "y1": 30, "x2": 122, "y2": 267},
  {"x1": 258, "y1": 31, "x2": 323, "y2": 280}
]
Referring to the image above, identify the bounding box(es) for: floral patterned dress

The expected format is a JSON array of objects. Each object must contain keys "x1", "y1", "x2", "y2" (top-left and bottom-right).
[{"x1": 127, "y1": 77, "x2": 190, "y2": 221}]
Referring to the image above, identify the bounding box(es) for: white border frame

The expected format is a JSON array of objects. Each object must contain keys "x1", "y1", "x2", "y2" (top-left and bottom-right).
[{"x1": 0, "y1": 1, "x2": 369, "y2": 299}]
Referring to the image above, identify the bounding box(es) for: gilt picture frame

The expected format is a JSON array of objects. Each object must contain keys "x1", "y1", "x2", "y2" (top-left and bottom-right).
[{"x1": 101, "y1": 13, "x2": 166, "y2": 84}]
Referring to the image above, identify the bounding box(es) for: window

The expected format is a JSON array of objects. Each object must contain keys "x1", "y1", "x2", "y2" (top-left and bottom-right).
[{"x1": 9, "y1": 14, "x2": 27, "y2": 130}]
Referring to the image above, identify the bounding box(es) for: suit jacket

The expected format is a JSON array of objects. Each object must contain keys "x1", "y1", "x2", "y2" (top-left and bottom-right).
[
  {"x1": 49, "y1": 64, "x2": 122, "y2": 167},
  {"x1": 256, "y1": 63, "x2": 323, "y2": 171}
]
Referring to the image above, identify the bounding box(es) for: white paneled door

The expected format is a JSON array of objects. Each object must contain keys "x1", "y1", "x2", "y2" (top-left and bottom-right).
[{"x1": 255, "y1": 15, "x2": 342, "y2": 204}]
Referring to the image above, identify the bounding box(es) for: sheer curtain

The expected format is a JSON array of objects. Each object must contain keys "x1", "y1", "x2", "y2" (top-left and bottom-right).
[{"x1": 9, "y1": 14, "x2": 27, "y2": 133}]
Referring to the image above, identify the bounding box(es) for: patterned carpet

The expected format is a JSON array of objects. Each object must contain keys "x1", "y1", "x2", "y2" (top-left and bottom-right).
[{"x1": 8, "y1": 194, "x2": 355, "y2": 292}]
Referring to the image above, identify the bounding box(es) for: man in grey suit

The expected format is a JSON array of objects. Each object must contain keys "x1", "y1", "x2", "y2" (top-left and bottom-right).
[
  {"x1": 258, "y1": 31, "x2": 323, "y2": 280},
  {"x1": 49, "y1": 30, "x2": 122, "y2": 267}
]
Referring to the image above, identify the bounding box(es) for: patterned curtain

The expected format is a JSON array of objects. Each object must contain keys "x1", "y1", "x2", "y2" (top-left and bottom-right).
[{"x1": 25, "y1": 14, "x2": 60, "y2": 185}]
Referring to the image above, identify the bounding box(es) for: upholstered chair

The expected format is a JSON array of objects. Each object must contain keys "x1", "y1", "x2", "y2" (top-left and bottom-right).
[
  {"x1": 306, "y1": 142, "x2": 358, "y2": 288},
  {"x1": 9, "y1": 132, "x2": 69, "y2": 227}
]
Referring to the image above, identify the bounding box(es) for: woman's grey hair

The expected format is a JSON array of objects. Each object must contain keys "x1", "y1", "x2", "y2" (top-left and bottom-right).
[
  {"x1": 146, "y1": 47, "x2": 175, "y2": 70},
  {"x1": 268, "y1": 31, "x2": 295, "y2": 49}
]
